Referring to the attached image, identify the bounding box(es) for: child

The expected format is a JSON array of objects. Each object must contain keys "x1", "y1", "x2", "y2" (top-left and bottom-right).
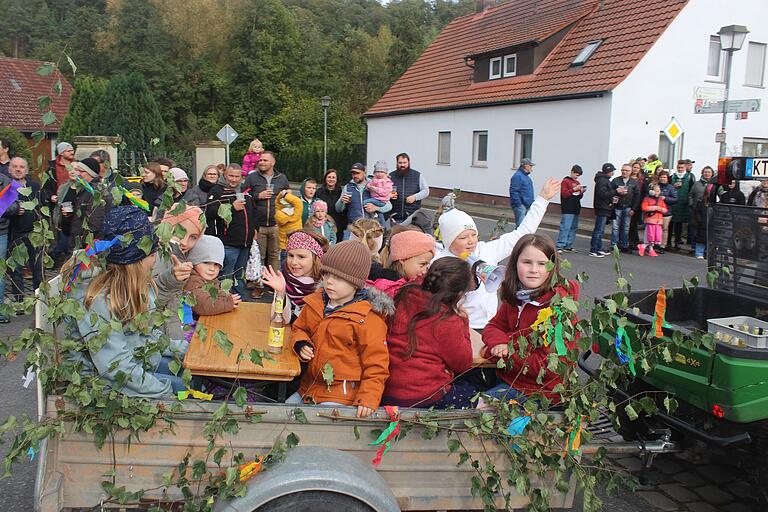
[
  {"x1": 274, "y1": 189, "x2": 304, "y2": 264},
  {"x1": 287, "y1": 240, "x2": 391, "y2": 417},
  {"x1": 482, "y1": 234, "x2": 579, "y2": 403},
  {"x1": 70, "y1": 206, "x2": 189, "y2": 398},
  {"x1": 299, "y1": 178, "x2": 318, "y2": 225},
  {"x1": 241, "y1": 138, "x2": 264, "y2": 175},
  {"x1": 261, "y1": 230, "x2": 329, "y2": 321},
  {"x1": 184, "y1": 235, "x2": 242, "y2": 317},
  {"x1": 348, "y1": 218, "x2": 397, "y2": 281},
  {"x1": 304, "y1": 200, "x2": 337, "y2": 245},
  {"x1": 363, "y1": 161, "x2": 393, "y2": 223},
  {"x1": 383, "y1": 257, "x2": 476, "y2": 408},
  {"x1": 370, "y1": 230, "x2": 435, "y2": 297},
  {"x1": 639, "y1": 184, "x2": 667, "y2": 257}
]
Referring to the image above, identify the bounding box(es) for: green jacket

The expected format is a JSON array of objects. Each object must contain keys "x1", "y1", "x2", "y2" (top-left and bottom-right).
[{"x1": 670, "y1": 171, "x2": 694, "y2": 222}]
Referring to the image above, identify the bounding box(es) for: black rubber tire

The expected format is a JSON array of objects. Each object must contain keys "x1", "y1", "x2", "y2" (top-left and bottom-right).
[{"x1": 257, "y1": 491, "x2": 375, "y2": 512}]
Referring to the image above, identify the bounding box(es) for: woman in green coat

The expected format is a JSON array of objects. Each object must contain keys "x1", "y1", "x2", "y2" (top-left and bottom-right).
[{"x1": 669, "y1": 161, "x2": 695, "y2": 250}]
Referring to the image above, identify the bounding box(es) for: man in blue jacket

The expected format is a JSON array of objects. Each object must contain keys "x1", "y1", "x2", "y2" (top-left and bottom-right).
[{"x1": 509, "y1": 158, "x2": 535, "y2": 226}]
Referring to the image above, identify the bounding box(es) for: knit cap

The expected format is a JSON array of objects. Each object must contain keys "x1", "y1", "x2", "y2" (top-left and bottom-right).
[
  {"x1": 389, "y1": 231, "x2": 435, "y2": 262},
  {"x1": 311, "y1": 200, "x2": 328, "y2": 213},
  {"x1": 162, "y1": 205, "x2": 204, "y2": 237},
  {"x1": 373, "y1": 160, "x2": 388, "y2": 173},
  {"x1": 169, "y1": 167, "x2": 189, "y2": 182},
  {"x1": 187, "y1": 235, "x2": 224, "y2": 267},
  {"x1": 320, "y1": 240, "x2": 371, "y2": 289},
  {"x1": 75, "y1": 157, "x2": 100, "y2": 178},
  {"x1": 102, "y1": 206, "x2": 158, "y2": 265},
  {"x1": 438, "y1": 208, "x2": 477, "y2": 250},
  {"x1": 56, "y1": 142, "x2": 73, "y2": 154}
]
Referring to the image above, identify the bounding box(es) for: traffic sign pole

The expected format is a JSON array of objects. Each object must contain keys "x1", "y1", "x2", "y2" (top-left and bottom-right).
[{"x1": 216, "y1": 124, "x2": 239, "y2": 168}]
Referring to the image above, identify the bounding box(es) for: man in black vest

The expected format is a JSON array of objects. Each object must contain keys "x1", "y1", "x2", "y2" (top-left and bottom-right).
[{"x1": 389, "y1": 153, "x2": 430, "y2": 223}]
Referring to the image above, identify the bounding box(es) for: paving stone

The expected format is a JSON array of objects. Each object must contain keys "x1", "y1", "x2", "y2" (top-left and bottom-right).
[
  {"x1": 654, "y1": 457, "x2": 685, "y2": 475},
  {"x1": 722, "y1": 502, "x2": 756, "y2": 512},
  {"x1": 693, "y1": 485, "x2": 735, "y2": 505},
  {"x1": 636, "y1": 491, "x2": 679, "y2": 511},
  {"x1": 725, "y1": 479, "x2": 753, "y2": 498},
  {"x1": 696, "y1": 464, "x2": 737, "y2": 483},
  {"x1": 672, "y1": 471, "x2": 706, "y2": 487},
  {"x1": 614, "y1": 456, "x2": 643, "y2": 472},
  {"x1": 685, "y1": 502, "x2": 721, "y2": 512},
  {"x1": 659, "y1": 483, "x2": 698, "y2": 503}
]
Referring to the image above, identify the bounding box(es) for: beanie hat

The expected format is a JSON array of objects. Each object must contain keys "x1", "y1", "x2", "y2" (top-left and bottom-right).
[
  {"x1": 320, "y1": 240, "x2": 371, "y2": 289},
  {"x1": 169, "y1": 167, "x2": 189, "y2": 182},
  {"x1": 102, "y1": 206, "x2": 158, "y2": 265},
  {"x1": 373, "y1": 160, "x2": 388, "y2": 172},
  {"x1": 75, "y1": 158, "x2": 100, "y2": 178},
  {"x1": 389, "y1": 231, "x2": 436, "y2": 262},
  {"x1": 162, "y1": 205, "x2": 204, "y2": 237},
  {"x1": 311, "y1": 200, "x2": 328, "y2": 214},
  {"x1": 187, "y1": 235, "x2": 225, "y2": 267},
  {"x1": 438, "y1": 208, "x2": 477, "y2": 250},
  {"x1": 286, "y1": 231, "x2": 324, "y2": 260},
  {"x1": 56, "y1": 142, "x2": 73, "y2": 154}
]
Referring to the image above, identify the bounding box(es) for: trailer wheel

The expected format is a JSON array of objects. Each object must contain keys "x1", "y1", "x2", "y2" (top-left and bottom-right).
[{"x1": 258, "y1": 491, "x2": 374, "y2": 512}]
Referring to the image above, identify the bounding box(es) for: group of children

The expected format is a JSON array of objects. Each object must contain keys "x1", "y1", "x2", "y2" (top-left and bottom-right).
[{"x1": 65, "y1": 175, "x2": 579, "y2": 416}]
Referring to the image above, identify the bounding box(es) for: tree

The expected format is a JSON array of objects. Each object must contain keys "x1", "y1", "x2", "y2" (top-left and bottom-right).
[
  {"x1": 0, "y1": 127, "x2": 34, "y2": 163},
  {"x1": 58, "y1": 76, "x2": 108, "y2": 142},
  {"x1": 92, "y1": 73, "x2": 166, "y2": 156}
]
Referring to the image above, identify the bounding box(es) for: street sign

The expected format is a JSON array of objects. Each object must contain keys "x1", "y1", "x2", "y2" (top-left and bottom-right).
[
  {"x1": 663, "y1": 117, "x2": 684, "y2": 144},
  {"x1": 694, "y1": 86, "x2": 725, "y2": 101},
  {"x1": 736, "y1": 112, "x2": 749, "y2": 120},
  {"x1": 695, "y1": 98, "x2": 761, "y2": 114},
  {"x1": 715, "y1": 132, "x2": 726, "y2": 143},
  {"x1": 745, "y1": 158, "x2": 768, "y2": 178},
  {"x1": 216, "y1": 124, "x2": 239, "y2": 145}
]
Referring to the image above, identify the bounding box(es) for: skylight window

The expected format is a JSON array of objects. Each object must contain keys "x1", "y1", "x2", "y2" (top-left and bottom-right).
[
  {"x1": 571, "y1": 40, "x2": 603, "y2": 66},
  {"x1": 9, "y1": 79, "x2": 21, "y2": 92}
]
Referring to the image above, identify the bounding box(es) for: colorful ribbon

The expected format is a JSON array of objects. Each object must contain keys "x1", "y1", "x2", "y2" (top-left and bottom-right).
[
  {"x1": 76, "y1": 177, "x2": 94, "y2": 194},
  {"x1": 370, "y1": 405, "x2": 400, "y2": 466},
  {"x1": 177, "y1": 389, "x2": 213, "y2": 401},
  {"x1": 566, "y1": 415, "x2": 583, "y2": 455},
  {"x1": 122, "y1": 188, "x2": 150, "y2": 212},
  {"x1": 239, "y1": 456, "x2": 265, "y2": 482},
  {"x1": 178, "y1": 298, "x2": 193, "y2": 325},
  {"x1": 614, "y1": 326, "x2": 636, "y2": 376},
  {"x1": 0, "y1": 180, "x2": 21, "y2": 217},
  {"x1": 64, "y1": 236, "x2": 123, "y2": 291},
  {"x1": 652, "y1": 288, "x2": 671, "y2": 338}
]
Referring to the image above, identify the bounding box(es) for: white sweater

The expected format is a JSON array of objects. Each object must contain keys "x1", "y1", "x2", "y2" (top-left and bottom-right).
[{"x1": 433, "y1": 196, "x2": 549, "y2": 329}]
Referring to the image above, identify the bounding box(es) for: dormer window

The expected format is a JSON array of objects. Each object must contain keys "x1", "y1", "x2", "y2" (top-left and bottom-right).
[
  {"x1": 503, "y1": 54, "x2": 517, "y2": 77},
  {"x1": 489, "y1": 57, "x2": 502, "y2": 79},
  {"x1": 571, "y1": 40, "x2": 602, "y2": 66},
  {"x1": 489, "y1": 53, "x2": 517, "y2": 80}
]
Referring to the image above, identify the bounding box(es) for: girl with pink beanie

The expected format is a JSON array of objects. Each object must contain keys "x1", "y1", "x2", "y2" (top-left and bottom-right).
[
  {"x1": 369, "y1": 230, "x2": 436, "y2": 297},
  {"x1": 304, "y1": 200, "x2": 337, "y2": 245}
]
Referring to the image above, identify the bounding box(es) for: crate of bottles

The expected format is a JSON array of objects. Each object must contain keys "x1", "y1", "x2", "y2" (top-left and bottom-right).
[{"x1": 707, "y1": 316, "x2": 768, "y2": 349}]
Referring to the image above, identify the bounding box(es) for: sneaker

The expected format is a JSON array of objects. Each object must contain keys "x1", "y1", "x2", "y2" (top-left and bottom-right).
[
  {"x1": 0, "y1": 316, "x2": 9, "y2": 324},
  {"x1": 598, "y1": 250, "x2": 612, "y2": 256},
  {"x1": 696, "y1": 255, "x2": 705, "y2": 260},
  {"x1": 250, "y1": 287, "x2": 264, "y2": 299},
  {"x1": 637, "y1": 244, "x2": 645, "y2": 257},
  {"x1": 563, "y1": 247, "x2": 576, "y2": 253},
  {"x1": 588, "y1": 251, "x2": 607, "y2": 258},
  {"x1": 557, "y1": 248, "x2": 564, "y2": 254},
  {"x1": 648, "y1": 248, "x2": 659, "y2": 257}
]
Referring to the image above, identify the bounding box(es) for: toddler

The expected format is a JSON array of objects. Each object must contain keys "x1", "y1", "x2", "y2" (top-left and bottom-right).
[
  {"x1": 364, "y1": 161, "x2": 393, "y2": 222},
  {"x1": 241, "y1": 139, "x2": 264, "y2": 175},
  {"x1": 370, "y1": 230, "x2": 435, "y2": 297},
  {"x1": 639, "y1": 185, "x2": 667, "y2": 257},
  {"x1": 305, "y1": 200, "x2": 336, "y2": 245},
  {"x1": 184, "y1": 235, "x2": 242, "y2": 318}
]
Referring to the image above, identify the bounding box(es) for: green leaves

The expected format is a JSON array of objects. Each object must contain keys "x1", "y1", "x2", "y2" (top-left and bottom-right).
[
  {"x1": 321, "y1": 363, "x2": 334, "y2": 390},
  {"x1": 213, "y1": 330, "x2": 233, "y2": 357},
  {"x1": 624, "y1": 404, "x2": 638, "y2": 421},
  {"x1": 218, "y1": 203, "x2": 233, "y2": 226},
  {"x1": 36, "y1": 62, "x2": 55, "y2": 76},
  {"x1": 292, "y1": 408, "x2": 308, "y2": 424}
]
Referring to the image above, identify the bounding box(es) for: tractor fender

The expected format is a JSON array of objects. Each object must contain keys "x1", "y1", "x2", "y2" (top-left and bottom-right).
[{"x1": 214, "y1": 446, "x2": 399, "y2": 512}]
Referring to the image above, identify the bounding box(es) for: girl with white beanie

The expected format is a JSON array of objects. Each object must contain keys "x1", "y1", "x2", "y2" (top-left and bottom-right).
[{"x1": 435, "y1": 178, "x2": 560, "y2": 330}]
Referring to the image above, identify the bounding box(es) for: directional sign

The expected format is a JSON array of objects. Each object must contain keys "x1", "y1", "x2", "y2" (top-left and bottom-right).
[
  {"x1": 695, "y1": 98, "x2": 761, "y2": 114},
  {"x1": 662, "y1": 117, "x2": 684, "y2": 144},
  {"x1": 694, "y1": 86, "x2": 725, "y2": 101},
  {"x1": 216, "y1": 124, "x2": 239, "y2": 145}
]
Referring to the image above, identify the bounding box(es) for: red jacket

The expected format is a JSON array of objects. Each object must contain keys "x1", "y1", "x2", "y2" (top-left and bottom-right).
[
  {"x1": 482, "y1": 281, "x2": 579, "y2": 401},
  {"x1": 383, "y1": 288, "x2": 472, "y2": 406}
]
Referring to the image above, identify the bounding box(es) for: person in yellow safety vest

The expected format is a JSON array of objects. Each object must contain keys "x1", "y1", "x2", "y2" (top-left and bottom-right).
[{"x1": 644, "y1": 153, "x2": 664, "y2": 177}]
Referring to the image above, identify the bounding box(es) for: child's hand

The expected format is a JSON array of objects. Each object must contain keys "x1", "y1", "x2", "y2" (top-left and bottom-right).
[
  {"x1": 231, "y1": 293, "x2": 242, "y2": 306},
  {"x1": 357, "y1": 406, "x2": 374, "y2": 418},
  {"x1": 298, "y1": 345, "x2": 314, "y2": 361},
  {"x1": 490, "y1": 344, "x2": 509, "y2": 358},
  {"x1": 171, "y1": 254, "x2": 193, "y2": 282},
  {"x1": 261, "y1": 266, "x2": 286, "y2": 293}
]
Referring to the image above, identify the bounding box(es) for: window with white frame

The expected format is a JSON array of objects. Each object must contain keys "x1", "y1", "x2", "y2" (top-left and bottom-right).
[
  {"x1": 503, "y1": 54, "x2": 517, "y2": 77},
  {"x1": 472, "y1": 131, "x2": 488, "y2": 166},
  {"x1": 489, "y1": 58, "x2": 502, "y2": 80},
  {"x1": 745, "y1": 42, "x2": 767, "y2": 87},
  {"x1": 743, "y1": 137, "x2": 768, "y2": 157},
  {"x1": 707, "y1": 35, "x2": 725, "y2": 81},
  {"x1": 514, "y1": 130, "x2": 533, "y2": 167},
  {"x1": 437, "y1": 131, "x2": 451, "y2": 165},
  {"x1": 658, "y1": 131, "x2": 684, "y2": 169}
]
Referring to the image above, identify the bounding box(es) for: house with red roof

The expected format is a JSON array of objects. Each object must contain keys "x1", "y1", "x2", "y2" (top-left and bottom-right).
[
  {"x1": 365, "y1": 0, "x2": 768, "y2": 208},
  {"x1": 0, "y1": 56, "x2": 73, "y2": 172}
]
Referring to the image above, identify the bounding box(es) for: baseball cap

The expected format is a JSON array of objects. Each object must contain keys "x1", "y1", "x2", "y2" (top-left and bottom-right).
[
  {"x1": 602, "y1": 163, "x2": 616, "y2": 173},
  {"x1": 351, "y1": 162, "x2": 366, "y2": 173},
  {"x1": 520, "y1": 158, "x2": 535, "y2": 166},
  {"x1": 683, "y1": 158, "x2": 695, "y2": 164}
]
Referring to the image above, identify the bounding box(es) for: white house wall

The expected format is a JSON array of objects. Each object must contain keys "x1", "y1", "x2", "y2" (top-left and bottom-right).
[
  {"x1": 610, "y1": 0, "x2": 768, "y2": 171},
  {"x1": 366, "y1": 95, "x2": 612, "y2": 208}
]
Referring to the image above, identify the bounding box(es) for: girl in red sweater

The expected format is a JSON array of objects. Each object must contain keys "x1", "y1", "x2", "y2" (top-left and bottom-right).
[
  {"x1": 482, "y1": 234, "x2": 579, "y2": 404},
  {"x1": 382, "y1": 257, "x2": 477, "y2": 408}
]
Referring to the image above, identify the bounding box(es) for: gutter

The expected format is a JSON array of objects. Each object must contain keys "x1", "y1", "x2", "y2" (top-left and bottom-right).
[{"x1": 363, "y1": 91, "x2": 608, "y2": 118}]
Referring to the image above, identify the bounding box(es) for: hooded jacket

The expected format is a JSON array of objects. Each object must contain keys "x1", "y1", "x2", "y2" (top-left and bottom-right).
[
  {"x1": 299, "y1": 179, "x2": 317, "y2": 225},
  {"x1": 482, "y1": 281, "x2": 579, "y2": 402},
  {"x1": 205, "y1": 184, "x2": 256, "y2": 247},
  {"x1": 291, "y1": 287, "x2": 393, "y2": 410},
  {"x1": 184, "y1": 272, "x2": 236, "y2": 317},
  {"x1": 383, "y1": 287, "x2": 472, "y2": 407},
  {"x1": 592, "y1": 172, "x2": 616, "y2": 215},
  {"x1": 559, "y1": 176, "x2": 583, "y2": 215},
  {"x1": 275, "y1": 192, "x2": 304, "y2": 249}
]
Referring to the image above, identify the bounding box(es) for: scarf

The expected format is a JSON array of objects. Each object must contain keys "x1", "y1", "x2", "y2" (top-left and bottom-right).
[
  {"x1": 284, "y1": 271, "x2": 316, "y2": 309},
  {"x1": 311, "y1": 217, "x2": 324, "y2": 229}
]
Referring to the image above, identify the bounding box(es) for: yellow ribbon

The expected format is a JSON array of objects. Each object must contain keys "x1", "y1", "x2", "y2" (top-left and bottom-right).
[{"x1": 177, "y1": 389, "x2": 213, "y2": 401}]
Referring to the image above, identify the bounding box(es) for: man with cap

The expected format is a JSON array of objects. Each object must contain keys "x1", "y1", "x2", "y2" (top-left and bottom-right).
[
  {"x1": 8, "y1": 157, "x2": 43, "y2": 303},
  {"x1": 509, "y1": 158, "x2": 535, "y2": 226},
  {"x1": 336, "y1": 163, "x2": 392, "y2": 238},
  {"x1": 0, "y1": 138, "x2": 12, "y2": 177},
  {"x1": 556, "y1": 164, "x2": 585, "y2": 253},
  {"x1": 589, "y1": 163, "x2": 617, "y2": 258},
  {"x1": 42, "y1": 142, "x2": 76, "y2": 209},
  {"x1": 68, "y1": 157, "x2": 111, "y2": 252},
  {"x1": 389, "y1": 153, "x2": 429, "y2": 223}
]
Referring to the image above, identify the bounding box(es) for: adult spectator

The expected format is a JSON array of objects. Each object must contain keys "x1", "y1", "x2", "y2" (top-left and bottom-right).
[
  {"x1": 669, "y1": 160, "x2": 694, "y2": 251},
  {"x1": 7, "y1": 157, "x2": 42, "y2": 302},
  {"x1": 299, "y1": 178, "x2": 318, "y2": 225},
  {"x1": 0, "y1": 168, "x2": 19, "y2": 322},
  {"x1": 184, "y1": 165, "x2": 218, "y2": 206},
  {"x1": 689, "y1": 166, "x2": 716, "y2": 259},
  {"x1": 555, "y1": 165, "x2": 584, "y2": 253},
  {"x1": 509, "y1": 158, "x2": 535, "y2": 226},
  {"x1": 610, "y1": 164, "x2": 640, "y2": 253},
  {"x1": 0, "y1": 138, "x2": 12, "y2": 176},
  {"x1": 69, "y1": 157, "x2": 109, "y2": 252},
  {"x1": 243, "y1": 151, "x2": 290, "y2": 296},
  {"x1": 720, "y1": 179, "x2": 746, "y2": 205},
  {"x1": 656, "y1": 170, "x2": 678, "y2": 253},
  {"x1": 169, "y1": 167, "x2": 190, "y2": 200},
  {"x1": 628, "y1": 161, "x2": 647, "y2": 247},
  {"x1": 142, "y1": 162, "x2": 167, "y2": 213},
  {"x1": 336, "y1": 163, "x2": 391, "y2": 237},
  {"x1": 206, "y1": 164, "x2": 256, "y2": 297},
  {"x1": 316, "y1": 169, "x2": 345, "y2": 242},
  {"x1": 42, "y1": 142, "x2": 76, "y2": 209},
  {"x1": 589, "y1": 163, "x2": 616, "y2": 258},
  {"x1": 152, "y1": 157, "x2": 175, "y2": 177},
  {"x1": 51, "y1": 163, "x2": 79, "y2": 266},
  {"x1": 389, "y1": 153, "x2": 429, "y2": 223},
  {"x1": 644, "y1": 153, "x2": 663, "y2": 177},
  {"x1": 89, "y1": 149, "x2": 112, "y2": 178},
  {"x1": 747, "y1": 180, "x2": 768, "y2": 207}
]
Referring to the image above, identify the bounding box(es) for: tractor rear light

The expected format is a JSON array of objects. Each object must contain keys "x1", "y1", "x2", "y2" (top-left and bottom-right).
[{"x1": 712, "y1": 404, "x2": 725, "y2": 418}]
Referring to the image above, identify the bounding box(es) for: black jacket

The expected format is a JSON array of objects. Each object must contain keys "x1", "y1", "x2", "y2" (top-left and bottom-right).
[
  {"x1": 721, "y1": 188, "x2": 746, "y2": 205},
  {"x1": 142, "y1": 182, "x2": 167, "y2": 212},
  {"x1": 0, "y1": 173, "x2": 21, "y2": 235},
  {"x1": 242, "y1": 170, "x2": 290, "y2": 228},
  {"x1": 205, "y1": 184, "x2": 256, "y2": 247},
  {"x1": 593, "y1": 173, "x2": 616, "y2": 215},
  {"x1": 610, "y1": 176, "x2": 640, "y2": 210},
  {"x1": 69, "y1": 177, "x2": 110, "y2": 251},
  {"x1": 316, "y1": 185, "x2": 346, "y2": 231},
  {"x1": 9, "y1": 179, "x2": 41, "y2": 239}
]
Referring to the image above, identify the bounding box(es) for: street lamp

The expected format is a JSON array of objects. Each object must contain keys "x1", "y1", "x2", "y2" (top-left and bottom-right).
[
  {"x1": 321, "y1": 96, "x2": 331, "y2": 173},
  {"x1": 718, "y1": 24, "x2": 749, "y2": 158}
]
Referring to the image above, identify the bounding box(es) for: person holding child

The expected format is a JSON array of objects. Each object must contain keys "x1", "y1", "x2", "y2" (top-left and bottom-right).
[
  {"x1": 304, "y1": 200, "x2": 336, "y2": 245},
  {"x1": 184, "y1": 235, "x2": 242, "y2": 316},
  {"x1": 364, "y1": 160, "x2": 394, "y2": 224},
  {"x1": 482, "y1": 234, "x2": 579, "y2": 403},
  {"x1": 287, "y1": 240, "x2": 392, "y2": 417},
  {"x1": 369, "y1": 230, "x2": 435, "y2": 297},
  {"x1": 383, "y1": 257, "x2": 476, "y2": 408}
]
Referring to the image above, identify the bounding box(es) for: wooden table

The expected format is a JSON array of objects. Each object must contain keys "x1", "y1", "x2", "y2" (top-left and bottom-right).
[{"x1": 184, "y1": 302, "x2": 301, "y2": 389}]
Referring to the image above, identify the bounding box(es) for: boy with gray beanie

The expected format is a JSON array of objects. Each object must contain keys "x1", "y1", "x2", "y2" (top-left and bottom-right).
[{"x1": 184, "y1": 235, "x2": 242, "y2": 317}]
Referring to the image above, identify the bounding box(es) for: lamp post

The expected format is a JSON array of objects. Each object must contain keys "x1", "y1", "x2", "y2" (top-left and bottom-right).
[
  {"x1": 321, "y1": 96, "x2": 331, "y2": 173},
  {"x1": 717, "y1": 24, "x2": 749, "y2": 158}
]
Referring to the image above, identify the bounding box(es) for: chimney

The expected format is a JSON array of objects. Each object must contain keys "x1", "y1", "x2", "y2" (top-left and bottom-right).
[{"x1": 476, "y1": 0, "x2": 495, "y2": 13}]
